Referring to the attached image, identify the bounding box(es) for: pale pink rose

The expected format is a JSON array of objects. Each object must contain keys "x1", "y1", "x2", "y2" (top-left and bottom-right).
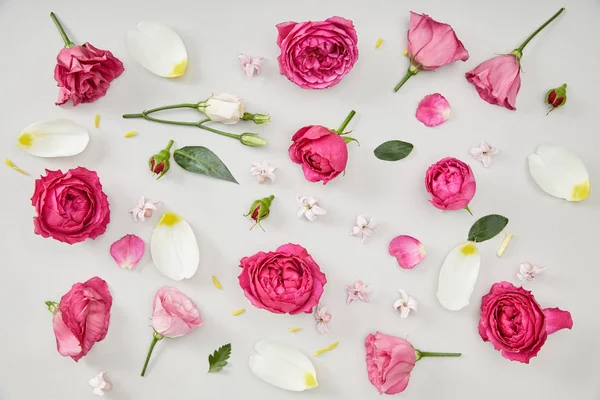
[
  {"x1": 365, "y1": 332, "x2": 416, "y2": 395},
  {"x1": 389, "y1": 235, "x2": 426, "y2": 269},
  {"x1": 110, "y1": 234, "x2": 145, "y2": 270},
  {"x1": 416, "y1": 93, "x2": 450, "y2": 127},
  {"x1": 151, "y1": 286, "x2": 203, "y2": 338},
  {"x1": 425, "y1": 157, "x2": 476, "y2": 211},
  {"x1": 465, "y1": 55, "x2": 521, "y2": 110}
]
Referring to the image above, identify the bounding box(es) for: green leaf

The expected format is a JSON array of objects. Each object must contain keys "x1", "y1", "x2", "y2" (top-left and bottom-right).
[
  {"x1": 208, "y1": 343, "x2": 231, "y2": 373},
  {"x1": 374, "y1": 140, "x2": 414, "y2": 161},
  {"x1": 174, "y1": 146, "x2": 238, "y2": 184},
  {"x1": 343, "y1": 136, "x2": 360, "y2": 146},
  {"x1": 467, "y1": 214, "x2": 509, "y2": 243}
]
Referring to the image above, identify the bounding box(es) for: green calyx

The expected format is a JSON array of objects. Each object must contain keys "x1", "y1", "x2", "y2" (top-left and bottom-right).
[
  {"x1": 148, "y1": 140, "x2": 174, "y2": 179},
  {"x1": 244, "y1": 195, "x2": 274, "y2": 231},
  {"x1": 334, "y1": 110, "x2": 359, "y2": 146},
  {"x1": 45, "y1": 301, "x2": 59, "y2": 314},
  {"x1": 242, "y1": 112, "x2": 271, "y2": 125}
]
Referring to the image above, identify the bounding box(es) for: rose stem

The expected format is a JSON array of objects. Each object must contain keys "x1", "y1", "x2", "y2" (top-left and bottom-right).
[
  {"x1": 337, "y1": 110, "x2": 356, "y2": 134},
  {"x1": 49, "y1": 12, "x2": 74, "y2": 48},
  {"x1": 514, "y1": 8, "x2": 565, "y2": 56},
  {"x1": 415, "y1": 350, "x2": 462, "y2": 361},
  {"x1": 393, "y1": 64, "x2": 420, "y2": 92},
  {"x1": 140, "y1": 333, "x2": 162, "y2": 377}
]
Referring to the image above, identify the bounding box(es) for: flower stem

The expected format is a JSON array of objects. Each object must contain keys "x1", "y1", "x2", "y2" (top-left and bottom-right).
[
  {"x1": 165, "y1": 140, "x2": 174, "y2": 151},
  {"x1": 415, "y1": 350, "x2": 462, "y2": 361},
  {"x1": 516, "y1": 8, "x2": 565, "y2": 54},
  {"x1": 49, "y1": 12, "x2": 74, "y2": 48},
  {"x1": 141, "y1": 332, "x2": 163, "y2": 377},
  {"x1": 394, "y1": 64, "x2": 420, "y2": 92},
  {"x1": 337, "y1": 110, "x2": 356, "y2": 134},
  {"x1": 464, "y1": 205, "x2": 473, "y2": 216},
  {"x1": 197, "y1": 120, "x2": 242, "y2": 140}
]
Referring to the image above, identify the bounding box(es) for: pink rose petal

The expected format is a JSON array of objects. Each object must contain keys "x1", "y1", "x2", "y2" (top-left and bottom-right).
[
  {"x1": 110, "y1": 234, "x2": 145, "y2": 270},
  {"x1": 388, "y1": 235, "x2": 426, "y2": 269},
  {"x1": 543, "y1": 307, "x2": 573, "y2": 335},
  {"x1": 416, "y1": 93, "x2": 451, "y2": 127}
]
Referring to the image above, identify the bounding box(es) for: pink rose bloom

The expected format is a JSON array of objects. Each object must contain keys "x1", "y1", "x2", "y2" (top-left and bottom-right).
[
  {"x1": 55, "y1": 43, "x2": 124, "y2": 106},
  {"x1": 465, "y1": 55, "x2": 521, "y2": 110},
  {"x1": 289, "y1": 125, "x2": 348, "y2": 184},
  {"x1": 425, "y1": 157, "x2": 476, "y2": 211},
  {"x1": 50, "y1": 277, "x2": 112, "y2": 361},
  {"x1": 32, "y1": 167, "x2": 110, "y2": 244},
  {"x1": 365, "y1": 332, "x2": 416, "y2": 395},
  {"x1": 152, "y1": 286, "x2": 203, "y2": 338},
  {"x1": 479, "y1": 281, "x2": 573, "y2": 363},
  {"x1": 238, "y1": 243, "x2": 327, "y2": 314},
  {"x1": 276, "y1": 16, "x2": 358, "y2": 90}
]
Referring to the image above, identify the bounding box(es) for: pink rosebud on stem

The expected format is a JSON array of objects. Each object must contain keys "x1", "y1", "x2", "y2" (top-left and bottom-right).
[
  {"x1": 389, "y1": 235, "x2": 426, "y2": 269},
  {"x1": 244, "y1": 195, "x2": 275, "y2": 231},
  {"x1": 149, "y1": 140, "x2": 173, "y2": 179}
]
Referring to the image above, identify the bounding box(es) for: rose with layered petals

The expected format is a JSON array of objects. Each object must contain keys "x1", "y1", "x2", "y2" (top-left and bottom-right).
[
  {"x1": 289, "y1": 125, "x2": 348, "y2": 184},
  {"x1": 276, "y1": 16, "x2": 358, "y2": 90},
  {"x1": 365, "y1": 332, "x2": 416, "y2": 395},
  {"x1": 425, "y1": 157, "x2": 476, "y2": 211},
  {"x1": 152, "y1": 286, "x2": 203, "y2": 338},
  {"x1": 32, "y1": 167, "x2": 110, "y2": 244},
  {"x1": 50, "y1": 277, "x2": 112, "y2": 362},
  {"x1": 479, "y1": 281, "x2": 573, "y2": 363},
  {"x1": 238, "y1": 244, "x2": 327, "y2": 314},
  {"x1": 465, "y1": 55, "x2": 521, "y2": 110}
]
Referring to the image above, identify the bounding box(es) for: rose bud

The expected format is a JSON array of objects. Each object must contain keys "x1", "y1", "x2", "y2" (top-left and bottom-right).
[
  {"x1": 240, "y1": 133, "x2": 268, "y2": 147},
  {"x1": 546, "y1": 83, "x2": 567, "y2": 114},
  {"x1": 148, "y1": 140, "x2": 174, "y2": 179},
  {"x1": 244, "y1": 195, "x2": 274, "y2": 231},
  {"x1": 197, "y1": 93, "x2": 245, "y2": 125},
  {"x1": 242, "y1": 112, "x2": 271, "y2": 125}
]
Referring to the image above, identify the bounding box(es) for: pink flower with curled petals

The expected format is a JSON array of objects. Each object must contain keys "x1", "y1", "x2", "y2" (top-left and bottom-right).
[
  {"x1": 346, "y1": 280, "x2": 372, "y2": 304},
  {"x1": 129, "y1": 196, "x2": 159, "y2": 221},
  {"x1": 416, "y1": 93, "x2": 450, "y2": 127},
  {"x1": 110, "y1": 234, "x2": 145, "y2": 270},
  {"x1": 389, "y1": 235, "x2": 426, "y2": 269},
  {"x1": 314, "y1": 303, "x2": 331, "y2": 334},
  {"x1": 470, "y1": 141, "x2": 498, "y2": 167},
  {"x1": 239, "y1": 54, "x2": 263, "y2": 77}
]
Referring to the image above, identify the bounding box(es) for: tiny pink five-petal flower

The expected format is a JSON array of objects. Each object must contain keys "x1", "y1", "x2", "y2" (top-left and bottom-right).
[
  {"x1": 346, "y1": 280, "x2": 372, "y2": 304},
  {"x1": 470, "y1": 141, "x2": 498, "y2": 167},
  {"x1": 314, "y1": 303, "x2": 331, "y2": 334},
  {"x1": 389, "y1": 235, "x2": 426, "y2": 269},
  {"x1": 239, "y1": 54, "x2": 263, "y2": 77},
  {"x1": 416, "y1": 93, "x2": 451, "y2": 127},
  {"x1": 109, "y1": 234, "x2": 145, "y2": 270}
]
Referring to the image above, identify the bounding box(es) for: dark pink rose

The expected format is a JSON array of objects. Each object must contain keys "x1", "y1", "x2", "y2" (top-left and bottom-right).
[
  {"x1": 425, "y1": 157, "x2": 476, "y2": 211},
  {"x1": 238, "y1": 244, "x2": 327, "y2": 315},
  {"x1": 479, "y1": 281, "x2": 573, "y2": 363},
  {"x1": 54, "y1": 43, "x2": 124, "y2": 106},
  {"x1": 365, "y1": 332, "x2": 416, "y2": 395},
  {"x1": 32, "y1": 167, "x2": 110, "y2": 244},
  {"x1": 51, "y1": 277, "x2": 112, "y2": 361},
  {"x1": 276, "y1": 16, "x2": 358, "y2": 90},
  {"x1": 465, "y1": 55, "x2": 521, "y2": 110},
  {"x1": 289, "y1": 125, "x2": 348, "y2": 184}
]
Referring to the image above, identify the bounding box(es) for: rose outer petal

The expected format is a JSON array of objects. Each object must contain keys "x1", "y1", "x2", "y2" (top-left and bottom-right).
[{"x1": 416, "y1": 93, "x2": 450, "y2": 127}]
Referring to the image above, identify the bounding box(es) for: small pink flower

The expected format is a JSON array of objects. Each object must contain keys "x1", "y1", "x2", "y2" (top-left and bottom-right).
[
  {"x1": 239, "y1": 54, "x2": 263, "y2": 77},
  {"x1": 470, "y1": 141, "x2": 498, "y2": 168},
  {"x1": 389, "y1": 235, "x2": 426, "y2": 269},
  {"x1": 517, "y1": 262, "x2": 546, "y2": 282},
  {"x1": 110, "y1": 234, "x2": 145, "y2": 270},
  {"x1": 346, "y1": 280, "x2": 372, "y2": 304},
  {"x1": 416, "y1": 93, "x2": 450, "y2": 127},
  {"x1": 393, "y1": 290, "x2": 418, "y2": 318},
  {"x1": 89, "y1": 371, "x2": 112, "y2": 396},
  {"x1": 314, "y1": 303, "x2": 331, "y2": 334},
  {"x1": 129, "y1": 197, "x2": 159, "y2": 221}
]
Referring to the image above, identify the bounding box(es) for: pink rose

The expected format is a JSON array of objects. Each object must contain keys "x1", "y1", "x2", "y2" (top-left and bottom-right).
[
  {"x1": 465, "y1": 55, "x2": 521, "y2": 110},
  {"x1": 152, "y1": 286, "x2": 203, "y2": 338},
  {"x1": 479, "y1": 281, "x2": 573, "y2": 363},
  {"x1": 276, "y1": 16, "x2": 358, "y2": 90},
  {"x1": 365, "y1": 332, "x2": 416, "y2": 395},
  {"x1": 55, "y1": 43, "x2": 124, "y2": 106},
  {"x1": 425, "y1": 157, "x2": 476, "y2": 211},
  {"x1": 49, "y1": 277, "x2": 112, "y2": 361},
  {"x1": 289, "y1": 125, "x2": 348, "y2": 184},
  {"x1": 238, "y1": 244, "x2": 327, "y2": 314},
  {"x1": 32, "y1": 167, "x2": 110, "y2": 244}
]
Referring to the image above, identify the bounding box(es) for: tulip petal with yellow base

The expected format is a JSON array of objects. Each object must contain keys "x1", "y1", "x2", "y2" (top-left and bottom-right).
[
  {"x1": 437, "y1": 241, "x2": 481, "y2": 311},
  {"x1": 17, "y1": 119, "x2": 89, "y2": 158}
]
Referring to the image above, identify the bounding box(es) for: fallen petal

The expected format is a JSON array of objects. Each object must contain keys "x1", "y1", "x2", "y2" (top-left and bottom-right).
[
  {"x1": 110, "y1": 234, "x2": 145, "y2": 270},
  {"x1": 416, "y1": 93, "x2": 451, "y2": 127},
  {"x1": 388, "y1": 235, "x2": 426, "y2": 269},
  {"x1": 437, "y1": 242, "x2": 481, "y2": 311},
  {"x1": 543, "y1": 307, "x2": 573, "y2": 335},
  {"x1": 17, "y1": 119, "x2": 89, "y2": 158}
]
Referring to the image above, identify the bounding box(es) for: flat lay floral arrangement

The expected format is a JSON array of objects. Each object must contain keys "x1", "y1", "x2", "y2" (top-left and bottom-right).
[{"x1": 1, "y1": 1, "x2": 594, "y2": 399}]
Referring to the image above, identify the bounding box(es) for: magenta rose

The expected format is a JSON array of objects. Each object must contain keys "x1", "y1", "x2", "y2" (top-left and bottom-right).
[
  {"x1": 425, "y1": 157, "x2": 476, "y2": 211},
  {"x1": 479, "y1": 281, "x2": 573, "y2": 363},
  {"x1": 32, "y1": 167, "x2": 110, "y2": 244},
  {"x1": 238, "y1": 243, "x2": 327, "y2": 314},
  {"x1": 276, "y1": 16, "x2": 358, "y2": 90},
  {"x1": 289, "y1": 125, "x2": 348, "y2": 184}
]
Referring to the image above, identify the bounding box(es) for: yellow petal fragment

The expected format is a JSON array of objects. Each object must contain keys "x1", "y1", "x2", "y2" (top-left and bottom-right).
[
  {"x1": 17, "y1": 133, "x2": 35, "y2": 148},
  {"x1": 158, "y1": 212, "x2": 182, "y2": 227},
  {"x1": 168, "y1": 58, "x2": 187, "y2": 78},
  {"x1": 304, "y1": 373, "x2": 319, "y2": 389},
  {"x1": 460, "y1": 243, "x2": 477, "y2": 256},
  {"x1": 288, "y1": 326, "x2": 301, "y2": 333},
  {"x1": 403, "y1": 48, "x2": 408, "y2": 56},
  {"x1": 570, "y1": 179, "x2": 590, "y2": 201},
  {"x1": 124, "y1": 131, "x2": 137, "y2": 138},
  {"x1": 4, "y1": 159, "x2": 28, "y2": 175},
  {"x1": 212, "y1": 275, "x2": 222, "y2": 290},
  {"x1": 94, "y1": 114, "x2": 101, "y2": 128},
  {"x1": 314, "y1": 341, "x2": 339, "y2": 356},
  {"x1": 375, "y1": 38, "x2": 384, "y2": 48},
  {"x1": 496, "y1": 233, "x2": 514, "y2": 257},
  {"x1": 232, "y1": 308, "x2": 245, "y2": 316}
]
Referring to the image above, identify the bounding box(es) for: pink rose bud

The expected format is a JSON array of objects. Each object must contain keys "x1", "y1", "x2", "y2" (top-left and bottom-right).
[
  {"x1": 244, "y1": 195, "x2": 274, "y2": 231},
  {"x1": 388, "y1": 235, "x2": 426, "y2": 269},
  {"x1": 545, "y1": 83, "x2": 567, "y2": 114},
  {"x1": 425, "y1": 157, "x2": 476, "y2": 213},
  {"x1": 148, "y1": 140, "x2": 173, "y2": 179}
]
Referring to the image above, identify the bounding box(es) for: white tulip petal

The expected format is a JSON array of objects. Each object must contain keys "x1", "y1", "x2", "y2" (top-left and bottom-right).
[
  {"x1": 249, "y1": 340, "x2": 318, "y2": 392},
  {"x1": 151, "y1": 212, "x2": 199, "y2": 280},
  {"x1": 126, "y1": 21, "x2": 188, "y2": 78},
  {"x1": 437, "y1": 242, "x2": 481, "y2": 311},
  {"x1": 528, "y1": 144, "x2": 590, "y2": 201},
  {"x1": 17, "y1": 119, "x2": 89, "y2": 158}
]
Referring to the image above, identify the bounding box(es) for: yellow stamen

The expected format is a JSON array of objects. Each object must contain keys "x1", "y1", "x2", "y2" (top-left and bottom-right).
[
  {"x1": 4, "y1": 159, "x2": 28, "y2": 175},
  {"x1": 158, "y1": 212, "x2": 182, "y2": 227},
  {"x1": 17, "y1": 133, "x2": 35, "y2": 148},
  {"x1": 460, "y1": 243, "x2": 477, "y2": 256},
  {"x1": 212, "y1": 275, "x2": 222, "y2": 290},
  {"x1": 288, "y1": 326, "x2": 301, "y2": 333},
  {"x1": 314, "y1": 341, "x2": 339, "y2": 356},
  {"x1": 124, "y1": 131, "x2": 137, "y2": 138},
  {"x1": 570, "y1": 179, "x2": 590, "y2": 201},
  {"x1": 94, "y1": 114, "x2": 100, "y2": 128},
  {"x1": 232, "y1": 308, "x2": 245, "y2": 316},
  {"x1": 403, "y1": 48, "x2": 408, "y2": 56},
  {"x1": 304, "y1": 373, "x2": 318, "y2": 389},
  {"x1": 496, "y1": 233, "x2": 514, "y2": 257},
  {"x1": 168, "y1": 58, "x2": 187, "y2": 78},
  {"x1": 375, "y1": 38, "x2": 384, "y2": 48}
]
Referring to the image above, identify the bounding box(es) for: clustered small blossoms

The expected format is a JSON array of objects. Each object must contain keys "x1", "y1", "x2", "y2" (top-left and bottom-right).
[
  {"x1": 470, "y1": 141, "x2": 498, "y2": 167},
  {"x1": 239, "y1": 54, "x2": 263, "y2": 77},
  {"x1": 314, "y1": 303, "x2": 331, "y2": 334},
  {"x1": 346, "y1": 280, "x2": 372, "y2": 304},
  {"x1": 130, "y1": 197, "x2": 159, "y2": 221},
  {"x1": 393, "y1": 290, "x2": 418, "y2": 318},
  {"x1": 296, "y1": 196, "x2": 326, "y2": 221},
  {"x1": 351, "y1": 215, "x2": 376, "y2": 243},
  {"x1": 517, "y1": 262, "x2": 546, "y2": 282},
  {"x1": 250, "y1": 161, "x2": 276, "y2": 184}
]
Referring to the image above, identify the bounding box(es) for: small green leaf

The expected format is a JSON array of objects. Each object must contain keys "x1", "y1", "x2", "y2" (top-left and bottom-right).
[
  {"x1": 374, "y1": 140, "x2": 414, "y2": 161},
  {"x1": 174, "y1": 146, "x2": 238, "y2": 184},
  {"x1": 343, "y1": 136, "x2": 360, "y2": 146},
  {"x1": 467, "y1": 214, "x2": 509, "y2": 243},
  {"x1": 208, "y1": 343, "x2": 231, "y2": 373}
]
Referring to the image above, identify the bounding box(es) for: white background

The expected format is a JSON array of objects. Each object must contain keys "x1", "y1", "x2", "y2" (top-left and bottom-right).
[{"x1": 0, "y1": 0, "x2": 598, "y2": 399}]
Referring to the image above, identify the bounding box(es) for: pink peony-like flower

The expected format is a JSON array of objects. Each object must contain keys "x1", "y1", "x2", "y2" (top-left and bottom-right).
[
  {"x1": 389, "y1": 235, "x2": 426, "y2": 269},
  {"x1": 152, "y1": 286, "x2": 203, "y2": 338},
  {"x1": 238, "y1": 243, "x2": 327, "y2": 315},
  {"x1": 289, "y1": 125, "x2": 348, "y2": 184},
  {"x1": 276, "y1": 16, "x2": 358, "y2": 90},
  {"x1": 465, "y1": 55, "x2": 521, "y2": 110},
  {"x1": 416, "y1": 93, "x2": 451, "y2": 127},
  {"x1": 479, "y1": 281, "x2": 573, "y2": 363},
  {"x1": 50, "y1": 277, "x2": 112, "y2": 362},
  {"x1": 32, "y1": 167, "x2": 110, "y2": 244},
  {"x1": 365, "y1": 332, "x2": 416, "y2": 395},
  {"x1": 425, "y1": 157, "x2": 476, "y2": 211}
]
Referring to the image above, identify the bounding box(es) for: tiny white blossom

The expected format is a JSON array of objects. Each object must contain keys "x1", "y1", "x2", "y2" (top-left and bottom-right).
[
  {"x1": 350, "y1": 215, "x2": 377, "y2": 243},
  {"x1": 393, "y1": 290, "x2": 418, "y2": 318},
  {"x1": 470, "y1": 141, "x2": 498, "y2": 167},
  {"x1": 296, "y1": 196, "x2": 326, "y2": 221},
  {"x1": 517, "y1": 262, "x2": 546, "y2": 282},
  {"x1": 239, "y1": 54, "x2": 263, "y2": 77},
  {"x1": 250, "y1": 161, "x2": 276, "y2": 184},
  {"x1": 89, "y1": 371, "x2": 112, "y2": 396},
  {"x1": 129, "y1": 197, "x2": 159, "y2": 221},
  {"x1": 314, "y1": 303, "x2": 331, "y2": 334}
]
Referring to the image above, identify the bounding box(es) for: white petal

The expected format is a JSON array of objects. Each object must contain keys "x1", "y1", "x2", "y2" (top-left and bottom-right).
[
  {"x1": 296, "y1": 208, "x2": 306, "y2": 219},
  {"x1": 305, "y1": 210, "x2": 317, "y2": 222},
  {"x1": 126, "y1": 21, "x2": 188, "y2": 78},
  {"x1": 151, "y1": 212, "x2": 199, "y2": 280},
  {"x1": 400, "y1": 306, "x2": 410, "y2": 318},
  {"x1": 351, "y1": 226, "x2": 362, "y2": 235},
  {"x1": 297, "y1": 196, "x2": 307, "y2": 207},
  {"x1": 356, "y1": 215, "x2": 368, "y2": 227},
  {"x1": 398, "y1": 289, "x2": 408, "y2": 302},
  {"x1": 17, "y1": 119, "x2": 89, "y2": 158},
  {"x1": 249, "y1": 340, "x2": 318, "y2": 392},
  {"x1": 437, "y1": 242, "x2": 481, "y2": 311},
  {"x1": 528, "y1": 144, "x2": 590, "y2": 201},
  {"x1": 407, "y1": 297, "x2": 418, "y2": 312},
  {"x1": 311, "y1": 206, "x2": 326, "y2": 216},
  {"x1": 392, "y1": 299, "x2": 403, "y2": 310}
]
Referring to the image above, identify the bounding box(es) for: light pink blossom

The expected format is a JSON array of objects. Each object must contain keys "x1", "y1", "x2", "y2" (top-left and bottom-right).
[
  {"x1": 250, "y1": 161, "x2": 276, "y2": 184},
  {"x1": 239, "y1": 54, "x2": 263, "y2": 77},
  {"x1": 470, "y1": 141, "x2": 498, "y2": 167},
  {"x1": 416, "y1": 93, "x2": 450, "y2": 127},
  {"x1": 110, "y1": 234, "x2": 145, "y2": 270},
  {"x1": 518, "y1": 262, "x2": 546, "y2": 282},
  {"x1": 129, "y1": 196, "x2": 159, "y2": 221},
  {"x1": 314, "y1": 303, "x2": 331, "y2": 334},
  {"x1": 393, "y1": 290, "x2": 418, "y2": 318},
  {"x1": 89, "y1": 371, "x2": 112, "y2": 396},
  {"x1": 351, "y1": 215, "x2": 376, "y2": 243},
  {"x1": 346, "y1": 281, "x2": 372, "y2": 304}
]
